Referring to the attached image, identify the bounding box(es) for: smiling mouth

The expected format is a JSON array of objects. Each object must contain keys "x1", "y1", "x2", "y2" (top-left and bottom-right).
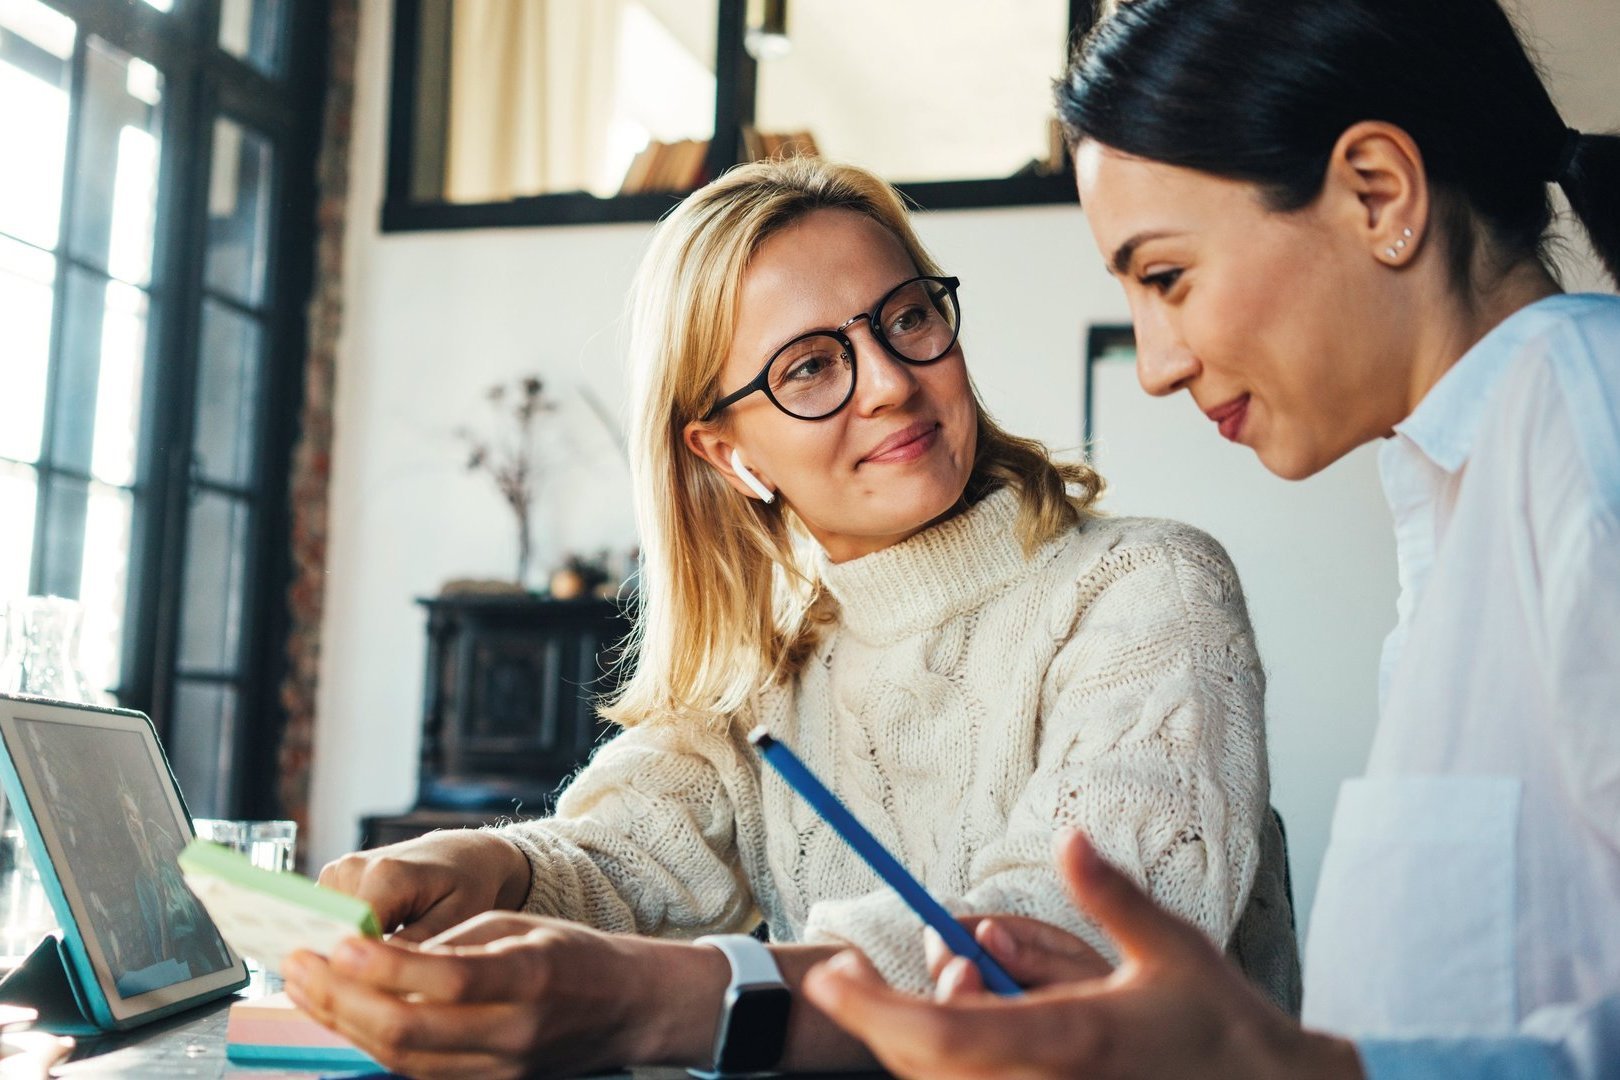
[
  {"x1": 1204, "y1": 395, "x2": 1250, "y2": 443},
  {"x1": 860, "y1": 421, "x2": 941, "y2": 465}
]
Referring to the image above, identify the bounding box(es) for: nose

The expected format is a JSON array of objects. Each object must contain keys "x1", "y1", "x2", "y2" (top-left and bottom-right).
[
  {"x1": 1132, "y1": 303, "x2": 1199, "y2": 397},
  {"x1": 847, "y1": 322, "x2": 920, "y2": 415}
]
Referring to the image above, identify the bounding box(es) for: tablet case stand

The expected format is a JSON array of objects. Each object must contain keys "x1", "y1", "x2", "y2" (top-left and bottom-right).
[{"x1": 0, "y1": 934, "x2": 103, "y2": 1035}]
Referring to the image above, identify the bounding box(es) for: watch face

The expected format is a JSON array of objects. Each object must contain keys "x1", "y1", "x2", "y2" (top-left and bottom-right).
[{"x1": 714, "y1": 985, "x2": 793, "y2": 1072}]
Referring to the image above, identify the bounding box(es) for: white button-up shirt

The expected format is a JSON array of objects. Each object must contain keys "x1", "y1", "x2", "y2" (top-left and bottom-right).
[{"x1": 1301, "y1": 293, "x2": 1620, "y2": 1078}]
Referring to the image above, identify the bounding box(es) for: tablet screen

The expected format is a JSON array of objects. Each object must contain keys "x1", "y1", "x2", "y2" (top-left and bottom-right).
[{"x1": 0, "y1": 699, "x2": 245, "y2": 1024}]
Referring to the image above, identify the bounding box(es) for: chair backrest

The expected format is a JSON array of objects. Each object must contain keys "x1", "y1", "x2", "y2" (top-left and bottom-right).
[{"x1": 1272, "y1": 805, "x2": 1298, "y2": 938}]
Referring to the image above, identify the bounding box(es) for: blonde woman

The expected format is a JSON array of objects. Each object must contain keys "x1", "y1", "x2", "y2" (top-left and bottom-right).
[{"x1": 285, "y1": 158, "x2": 1296, "y2": 1079}]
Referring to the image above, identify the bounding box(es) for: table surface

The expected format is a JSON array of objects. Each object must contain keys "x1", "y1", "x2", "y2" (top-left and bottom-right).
[
  {"x1": 52, "y1": 998, "x2": 746, "y2": 1078},
  {"x1": 50, "y1": 976, "x2": 881, "y2": 1079}
]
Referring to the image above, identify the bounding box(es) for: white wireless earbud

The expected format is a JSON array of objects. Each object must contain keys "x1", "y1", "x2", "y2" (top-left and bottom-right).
[{"x1": 729, "y1": 449, "x2": 776, "y2": 504}]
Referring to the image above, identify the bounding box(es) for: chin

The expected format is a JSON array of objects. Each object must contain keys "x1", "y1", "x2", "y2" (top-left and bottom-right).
[
  {"x1": 1255, "y1": 441, "x2": 1331, "y2": 482},
  {"x1": 877, "y1": 478, "x2": 968, "y2": 534}
]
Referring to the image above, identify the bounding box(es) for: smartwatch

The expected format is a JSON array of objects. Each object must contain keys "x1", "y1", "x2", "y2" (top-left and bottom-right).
[{"x1": 688, "y1": 933, "x2": 792, "y2": 1079}]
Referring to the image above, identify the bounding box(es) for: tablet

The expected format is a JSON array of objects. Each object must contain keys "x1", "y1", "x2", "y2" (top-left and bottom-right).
[{"x1": 0, "y1": 694, "x2": 248, "y2": 1030}]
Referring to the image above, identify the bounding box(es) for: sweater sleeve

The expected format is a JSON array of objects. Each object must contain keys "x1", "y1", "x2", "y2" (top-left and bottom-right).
[
  {"x1": 801, "y1": 527, "x2": 1269, "y2": 990},
  {"x1": 494, "y1": 721, "x2": 764, "y2": 938}
]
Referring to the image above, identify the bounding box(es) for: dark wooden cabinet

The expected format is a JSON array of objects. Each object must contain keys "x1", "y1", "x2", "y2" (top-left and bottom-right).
[{"x1": 359, "y1": 595, "x2": 633, "y2": 848}]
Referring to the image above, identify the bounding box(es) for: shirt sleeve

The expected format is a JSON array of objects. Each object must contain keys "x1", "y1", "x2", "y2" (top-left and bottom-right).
[
  {"x1": 1537, "y1": 500, "x2": 1620, "y2": 853},
  {"x1": 1356, "y1": 992, "x2": 1620, "y2": 1079},
  {"x1": 801, "y1": 528, "x2": 1272, "y2": 992},
  {"x1": 494, "y1": 721, "x2": 764, "y2": 938}
]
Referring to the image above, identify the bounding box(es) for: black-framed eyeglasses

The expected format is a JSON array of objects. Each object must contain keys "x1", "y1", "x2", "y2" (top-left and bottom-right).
[{"x1": 702, "y1": 275, "x2": 962, "y2": 422}]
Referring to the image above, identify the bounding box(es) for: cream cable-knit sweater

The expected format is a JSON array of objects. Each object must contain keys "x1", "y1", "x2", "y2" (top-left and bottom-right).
[{"x1": 499, "y1": 487, "x2": 1300, "y2": 1005}]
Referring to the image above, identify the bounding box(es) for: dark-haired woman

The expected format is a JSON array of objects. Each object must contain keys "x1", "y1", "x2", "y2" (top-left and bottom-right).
[{"x1": 804, "y1": 0, "x2": 1620, "y2": 1075}]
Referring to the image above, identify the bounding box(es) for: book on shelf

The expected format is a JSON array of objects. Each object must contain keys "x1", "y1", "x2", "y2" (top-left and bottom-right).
[
  {"x1": 618, "y1": 138, "x2": 711, "y2": 195},
  {"x1": 740, "y1": 126, "x2": 822, "y2": 163},
  {"x1": 618, "y1": 142, "x2": 659, "y2": 194}
]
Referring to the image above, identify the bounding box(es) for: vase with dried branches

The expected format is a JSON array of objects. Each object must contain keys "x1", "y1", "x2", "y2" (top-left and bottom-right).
[{"x1": 455, "y1": 375, "x2": 556, "y2": 587}]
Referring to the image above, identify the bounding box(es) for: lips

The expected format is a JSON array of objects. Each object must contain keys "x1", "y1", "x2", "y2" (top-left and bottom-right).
[
  {"x1": 1204, "y1": 394, "x2": 1250, "y2": 443},
  {"x1": 860, "y1": 421, "x2": 940, "y2": 465}
]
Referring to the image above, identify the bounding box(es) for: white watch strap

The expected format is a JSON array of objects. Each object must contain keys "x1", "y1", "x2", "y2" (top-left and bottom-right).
[{"x1": 694, "y1": 934, "x2": 784, "y2": 987}]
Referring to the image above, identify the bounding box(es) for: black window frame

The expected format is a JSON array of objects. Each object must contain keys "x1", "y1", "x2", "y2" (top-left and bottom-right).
[
  {"x1": 13, "y1": 0, "x2": 330, "y2": 819},
  {"x1": 382, "y1": 0, "x2": 1091, "y2": 232}
]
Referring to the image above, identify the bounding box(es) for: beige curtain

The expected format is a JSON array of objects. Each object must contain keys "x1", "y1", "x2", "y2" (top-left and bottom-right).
[{"x1": 445, "y1": 0, "x2": 621, "y2": 202}]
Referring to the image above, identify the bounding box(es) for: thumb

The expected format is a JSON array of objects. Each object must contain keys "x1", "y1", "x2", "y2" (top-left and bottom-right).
[{"x1": 1055, "y1": 829, "x2": 1205, "y2": 967}]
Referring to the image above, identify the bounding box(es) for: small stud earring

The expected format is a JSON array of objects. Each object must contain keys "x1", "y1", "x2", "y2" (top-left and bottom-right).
[
  {"x1": 1403, "y1": 227, "x2": 1414, "y2": 238},
  {"x1": 1395, "y1": 238, "x2": 1408, "y2": 251},
  {"x1": 1385, "y1": 247, "x2": 1399, "y2": 259}
]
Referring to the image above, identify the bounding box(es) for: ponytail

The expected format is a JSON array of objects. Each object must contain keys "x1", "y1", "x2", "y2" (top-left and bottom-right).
[{"x1": 1559, "y1": 131, "x2": 1620, "y2": 286}]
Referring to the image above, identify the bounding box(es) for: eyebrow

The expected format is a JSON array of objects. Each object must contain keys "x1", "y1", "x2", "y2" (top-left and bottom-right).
[
  {"x1": 760, "y1": 275, "x2": 918, "y2": 359},
  {"x1": 1109, "y1": 230, "x2": 1183, "y2": 276}
]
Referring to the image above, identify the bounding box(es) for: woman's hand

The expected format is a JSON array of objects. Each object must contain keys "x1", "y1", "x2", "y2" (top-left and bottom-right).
[
  {"x1": 317, "y1": 829, "x2": 531, "y2": 941},
  {"x1": 281, "y1": 912, "x2": 728, "y2": 1080},
  {"x1": 806, "y1": 830, "x2": 1367, "y2": 1080},
  {"x1": 924, "y1": 913, "x2": 1113, "y2": 994}
]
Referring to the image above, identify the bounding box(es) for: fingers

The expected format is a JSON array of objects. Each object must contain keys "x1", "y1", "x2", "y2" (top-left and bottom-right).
[
  {"x1": 928, "y1": 915, "x2": 1112, "y2": 989},
  {"x1": 318, "y1": 852, "x2": 426, "y2": 934},
  {"x1": 322, "y1": 933, "x2": 543, "y2": 1004},
  {"x1": 974, "y1": 916, "x2": 1113, "y2": 985},
  {"x1": 934, "y1": 956, "x2": 984, "y2": 1002},
  {"x1": 424, "y1": 912, "x2": 550, "y2": 949},
  {"x1": 805, "y1": 951, "x2": 1090, "y2": 1080},
  {"x1": 1054, "y1": 829, "x2": 1207, "y2": 967},
  {"x1": 316, "y1": 830, "x2": 528, "y2": 940},
  {"x1": 805, "y1": 950, "x2": 967, "y2": 1078},
  {"x1": 386, "y1": 896, "x2": 482, "y2": 944},
  {"x1": 282, "y1": 951, "x2": 530, "y2": 1080}
]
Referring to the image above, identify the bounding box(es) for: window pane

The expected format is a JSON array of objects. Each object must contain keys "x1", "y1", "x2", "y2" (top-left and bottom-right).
[
  {"x1": 77, "y1": 482, "x2": 132, "y2": 694},
  {"x1": 90, "y1": 279, "x2": 148, "y2": 487},
  {"x1": 218, "y1": 0, "x2": 285, "y2": 78},
  {"x1": 194, "y1": 301, "x2": 262, "y2": 487},
  {"x1": 177, "y1": 492, "x2": 249, "y2": 673},
  {"x1": 752, "y1": 0, "x2": 1071, "y2": 184},
  {"x1": 0, "y1": 0, "x2": 74, "y2": 58},
  {"x1": 0, "y1": 462, "x2": 37, "y2": 601},
  {"x1": 204, "y1": 119, "x2": 273, "y2": 307},
  {"x1": 68, "y1": 37, "x2": 163, "y2": 287},
  {"x1": 54, "y1": 269, "x2": 150, "y2": 484},
  {"x1": 36, "y1": 473, "x2": 86, "y2": 599},
  {"x1": 0, "y1": 1, "x2": 74, "y2": 250},
  {"x1": 0, "y1": 236, "x2": 54, "y2": 463},
  {"x1": 167, "y1": 680, "x2": 237, "y2": 818}
]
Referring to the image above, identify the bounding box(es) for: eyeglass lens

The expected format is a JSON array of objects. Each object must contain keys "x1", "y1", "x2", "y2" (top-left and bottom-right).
[{"x1": 767, "y1": 278, "x2": 960, "y2": 419}]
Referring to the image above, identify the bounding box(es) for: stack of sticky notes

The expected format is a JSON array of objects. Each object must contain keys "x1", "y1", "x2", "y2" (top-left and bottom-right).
[
  {"x1": 177, "y1": 839, "x2": 381, "y2": 975},
  {"x1": 177, "y1": 840, "x2": 386, "y2": 1069},
  {"x1": 225, "y1": 992, "x2": 379, "y2": 1069}
]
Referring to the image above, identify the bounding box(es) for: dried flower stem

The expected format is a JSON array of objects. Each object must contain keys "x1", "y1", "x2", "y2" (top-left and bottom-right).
[{"x1": 455, "y1": 375, "x2": 555, "y2": 585}]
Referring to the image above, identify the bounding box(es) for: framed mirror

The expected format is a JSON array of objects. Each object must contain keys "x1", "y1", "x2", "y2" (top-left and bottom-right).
[{"x1": 384, "y1": 0, "x2": 1090, "y2": 231}]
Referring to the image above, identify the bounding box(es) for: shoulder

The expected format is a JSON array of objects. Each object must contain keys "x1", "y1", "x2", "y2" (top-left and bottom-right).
[
  {"x1": 1493, "y1": 295, "x2": 1620, "y2": 521},
  {"x1": 1064, "y1": 514, "x2": 1242, "y2": 591},
  {"x1": 1042, "y1": 515, "x2": 1249, "y2": 633}
]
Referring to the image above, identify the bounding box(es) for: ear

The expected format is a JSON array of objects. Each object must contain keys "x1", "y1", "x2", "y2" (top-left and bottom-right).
[
  {"x1": 682, "y1": 420, "x2": 776, "y2": 502},
  {"x1": 1321, "y1": 120, "x2": 1431, "y2": 268}
]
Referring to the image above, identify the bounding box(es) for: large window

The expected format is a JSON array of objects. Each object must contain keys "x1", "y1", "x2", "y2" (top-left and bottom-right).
[{"x1": 0, "y1": 0, "x2": 326, "y2": 817}]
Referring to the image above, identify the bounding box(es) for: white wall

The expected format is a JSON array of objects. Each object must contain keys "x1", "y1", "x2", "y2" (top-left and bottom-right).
[{"x1": 312, "y1": 0, "x2": 1620, "y2": 940}]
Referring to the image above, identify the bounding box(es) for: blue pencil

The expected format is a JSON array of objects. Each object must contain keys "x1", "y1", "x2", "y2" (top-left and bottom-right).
[{"x1": 748, "y1": 726, "x2": 1022, "y2": 997}]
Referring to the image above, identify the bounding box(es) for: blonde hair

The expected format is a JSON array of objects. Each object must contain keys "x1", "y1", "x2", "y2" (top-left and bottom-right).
[{"x1": 601, "y1": 157, "x2": 1104, "y2": 729}]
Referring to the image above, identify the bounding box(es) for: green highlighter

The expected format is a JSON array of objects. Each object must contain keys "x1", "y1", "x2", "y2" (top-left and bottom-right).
[{"x1": 177, "y1": 840, "x2": 381, "y2": 976}]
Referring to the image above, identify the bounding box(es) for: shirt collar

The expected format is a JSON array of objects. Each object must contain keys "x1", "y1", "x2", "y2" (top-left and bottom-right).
[{"x1": 1393, "y1": 300, "x2": 1551, "y2": 473}]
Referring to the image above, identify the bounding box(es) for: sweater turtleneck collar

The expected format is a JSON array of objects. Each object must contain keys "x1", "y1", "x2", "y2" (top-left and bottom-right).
[{"x1": 816, "y1": 486, "x2": 1043, "y2": 644}]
